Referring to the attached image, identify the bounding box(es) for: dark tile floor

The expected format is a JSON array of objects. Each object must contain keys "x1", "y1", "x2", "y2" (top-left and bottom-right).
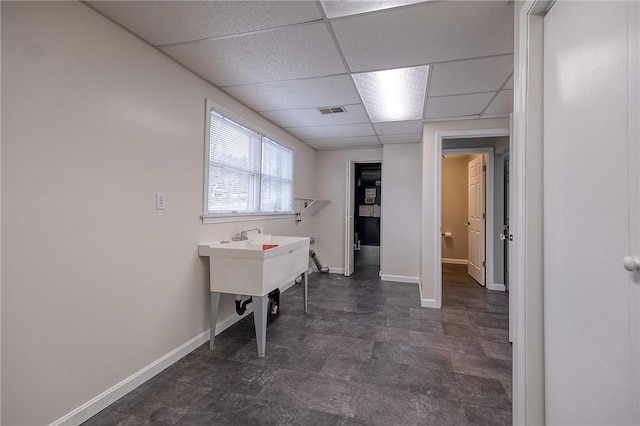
[{"x1": 84, "y1": 264, "x2": 511, "y2": 425}]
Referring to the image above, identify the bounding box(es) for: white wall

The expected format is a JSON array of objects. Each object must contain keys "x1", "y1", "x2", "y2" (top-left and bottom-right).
[
  {"x1": 421, "y1": 118, "x2": 509, "y2": 301},
  {"x1": 314, "y1": 148, "x2": 382, "y2": 271},
  {"x1": 314, "y1": 145, "x2": 421, "y2": 280},
  {"x1": 380, "y1": 143, "x2": 421, "y2": 282},
  {"x1": 1, "y1": 2, "x2": 315, "y2": 425}
]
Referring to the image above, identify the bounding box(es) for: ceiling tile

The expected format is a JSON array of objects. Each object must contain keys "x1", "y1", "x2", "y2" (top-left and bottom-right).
[
  {"x1": 484, "y1": 90, "x2": 514, "y2": 115},
  {"x1": 331, "y1": 1, "x2": 513, "y2": 72},
  {"x1": 286, "y1": 123, "x2": 375, "y2": 140},
  {"x1": 321, "y1": 0, "x2": 430, "y2": 19},
  {"x1": 373, "y1": 120, "x2": 423, "y2": 135},
  {"x1": 425, "y1": 93, "x2": 494, "y2": 119},
  {"x1": 89, "y1": 1, "x2": 323, "y2": 46},
  {"x1": 429, "y1": 55, "x2": 513, "y2": 96},
  {"x1": 261, "y1": 104, "x2": 369, "y2": 128},
  {"x1": 380, "y1": 134, "x2": 422, "y2": 144},
  {"x1": 223, "y1": 75, "x2": 361, "y2": 112},
  {"x1": 162, "y1": 23, "x2": 345, "y2": 87},
  {"x1": 305, "y1": 136, "x2": 381, "y2": 150}
]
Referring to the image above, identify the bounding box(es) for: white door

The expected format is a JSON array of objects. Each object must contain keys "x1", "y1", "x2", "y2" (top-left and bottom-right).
[
  {"x1": 544, "y1": 2, "x2": 639, "y2": 424},
  {"x1": 344, "y1": 161, "x2": 355, "y2": 276},
  {"x1": 467, "y1": 155, "x2": 485, "y2": 285}
]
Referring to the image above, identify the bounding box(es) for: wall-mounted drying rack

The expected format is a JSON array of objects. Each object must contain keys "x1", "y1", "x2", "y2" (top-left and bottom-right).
[{"x1": 294, "y1": 198, "x2": 330, "y2": 217}]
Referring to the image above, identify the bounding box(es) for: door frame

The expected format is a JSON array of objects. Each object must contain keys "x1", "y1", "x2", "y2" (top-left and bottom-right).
[
  {"x1": 513, "y1": 1, "x2": 555, "y2": 425},
  {"x1": 345, "y1": 161, "x2": 355, "y2": 276},
  {"x1": 440, "y1": 147, "x2": 495, "y2": 289},
  {"x1": 434, "y1": 129, "x2": 508, "y2": 309},
  {"x1": 345, "y1": 160, "x2": 383, "y2": 276},
  {"x1": 516, "y1": 2, "x2": 640, "y2": 424}
]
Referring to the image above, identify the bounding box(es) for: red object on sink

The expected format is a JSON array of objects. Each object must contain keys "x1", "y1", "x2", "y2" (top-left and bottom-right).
[{"x1": 262, "y1": 244, "x2": 279, "y2": 250}]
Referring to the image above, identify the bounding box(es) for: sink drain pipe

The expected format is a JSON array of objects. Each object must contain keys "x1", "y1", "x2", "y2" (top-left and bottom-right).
[
  {"x1": 310, "y1": 249, "x2": 329, "y2": 273},
  {"x1": 235, "y1": 289, "x2": 281, "y2": 316},
  {"x1": 235, "y1": 295, "x2": 252, "y2": 315}
]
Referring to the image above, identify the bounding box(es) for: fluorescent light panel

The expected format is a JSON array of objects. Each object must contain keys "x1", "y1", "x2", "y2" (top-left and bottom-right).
[
  {"x1": 352, "y1": 65, "x2": 429, "y2": 122},
  {"x1": 320, "y1": 0, "x2": 432, "y2": 19}
]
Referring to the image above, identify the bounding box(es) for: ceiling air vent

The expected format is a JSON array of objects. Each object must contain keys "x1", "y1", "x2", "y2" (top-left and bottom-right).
[{"x1": 318, "y1": 106, "x2": 346, "y2": 115}]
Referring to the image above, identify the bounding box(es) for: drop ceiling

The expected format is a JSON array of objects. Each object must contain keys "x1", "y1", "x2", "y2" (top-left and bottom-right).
[{"x1": 88, "y1": 0, "x2": 514, "y2": 151}]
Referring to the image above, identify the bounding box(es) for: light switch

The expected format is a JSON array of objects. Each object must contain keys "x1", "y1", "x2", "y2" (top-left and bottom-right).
[{"x1": 156, "y1": 192, "x2": 166, "y2": 210}]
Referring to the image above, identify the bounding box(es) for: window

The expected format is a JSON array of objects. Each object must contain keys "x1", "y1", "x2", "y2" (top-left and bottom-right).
[{"x1": 204, "y1": 106, "x2": 294, "y2": 221}]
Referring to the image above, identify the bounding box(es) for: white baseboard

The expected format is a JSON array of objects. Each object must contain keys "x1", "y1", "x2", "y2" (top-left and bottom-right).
[
  {"x1": 442, "y1": 258, "x2": 469, "y2": 265},
  {"x1": 51, "y1": 330, "x2": 210, "y2": 426},
  {"x1": 417, "y1": 277, "x2": 441, "y2": 308},
  {"x1": 329, "y1": 267, "x2": 345, "y2": 274},
  {"x1": 51, "y1": 278, "x2": 303, "y2": 426},
  {"x1": 380, "y1": 274, "x2": 420, "y2": 284},
  {"x1": 420, "y1": 298, "x2": 440, "y2": 308},
  {"x1": 487, "y1": 283, "x2": 506, "y2": 292}
]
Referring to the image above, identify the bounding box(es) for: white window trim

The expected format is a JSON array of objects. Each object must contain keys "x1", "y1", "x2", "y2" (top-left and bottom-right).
[
  {"x1": 202, "y1": 212, "x2": 295, "y2": 224},
  {"x1": 202, "y1": 99, "x2": 296, "y2": 223}
]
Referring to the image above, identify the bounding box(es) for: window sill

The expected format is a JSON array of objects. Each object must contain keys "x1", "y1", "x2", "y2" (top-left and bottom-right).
[{"x1": 202, "y1": 212, "x2": 294, "y2": 224}]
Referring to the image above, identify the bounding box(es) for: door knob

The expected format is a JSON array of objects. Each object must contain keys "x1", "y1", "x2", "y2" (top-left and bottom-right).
[{"x1": 623, "y1": 256, "x2": 640, "y2": 272}]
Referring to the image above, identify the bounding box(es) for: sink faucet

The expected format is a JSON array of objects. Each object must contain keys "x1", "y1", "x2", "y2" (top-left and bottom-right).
[{"x1": 239, "y1": 228, "x2": 261, "y2": 241}]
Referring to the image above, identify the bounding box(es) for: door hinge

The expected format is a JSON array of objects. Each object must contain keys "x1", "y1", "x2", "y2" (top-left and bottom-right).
[
  {"x1": 482, "y1": 165, "x2": 487, "y2": 172},
  {"x1": 482, "y1": 213, "x2": 486, "y2": 219},
  {"x1": 482, "y1": 260, "x2": 486, "y2": 267}
]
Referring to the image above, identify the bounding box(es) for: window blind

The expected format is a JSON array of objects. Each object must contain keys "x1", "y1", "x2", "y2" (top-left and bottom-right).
[
  {"x1": 261, "y1": 137, "x2": 293, "y2": 212},
  {"x1": 208, "y1": 112, "x2": 261, "y2": 212},
  {"x1": 206, "y1": 110, "x2": 294, "y2": 216}
]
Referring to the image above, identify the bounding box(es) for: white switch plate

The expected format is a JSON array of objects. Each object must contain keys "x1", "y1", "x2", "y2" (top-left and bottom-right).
[{"x1": 156, "y1": 192, "x2": 166, "y2": 210}]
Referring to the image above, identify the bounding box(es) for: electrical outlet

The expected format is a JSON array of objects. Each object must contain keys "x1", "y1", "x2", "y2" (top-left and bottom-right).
[{"x1": 156, "y1": 192, "x2": 166, "y2": 210}]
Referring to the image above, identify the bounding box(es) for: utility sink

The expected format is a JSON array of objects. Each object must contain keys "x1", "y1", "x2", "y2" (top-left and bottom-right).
[
  {"x1": 198, "y1": 235, "x2": 310, "y2": 297},
  {"x1": 198, "y1": 234, "x2": 311, "y2": 357}
]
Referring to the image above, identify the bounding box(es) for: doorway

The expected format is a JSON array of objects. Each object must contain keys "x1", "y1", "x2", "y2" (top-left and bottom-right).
[
  {"x1": 440, "y1": 145, "x2": 505, "y2": 293},
  {"x1": 345, "y1": 161, "x2": 382, "y2": 276},
  {"x1": 440, "y1": 153, "x2": 487, "y2": 285},
  {"x1": 432, "y1": 129, "x2": 510, "y2": 310},
  {"x1": 354, "y1": 163, "x2": 381, "y2": 269}
]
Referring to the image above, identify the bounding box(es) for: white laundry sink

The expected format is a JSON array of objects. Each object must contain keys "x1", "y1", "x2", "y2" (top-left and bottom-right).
[
  {"x1": 199, "y1": 234, "x2": 311, "y2": 357},
  {"x1": 198, "y1": 235, "x2": 310, "y2": 297}
]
